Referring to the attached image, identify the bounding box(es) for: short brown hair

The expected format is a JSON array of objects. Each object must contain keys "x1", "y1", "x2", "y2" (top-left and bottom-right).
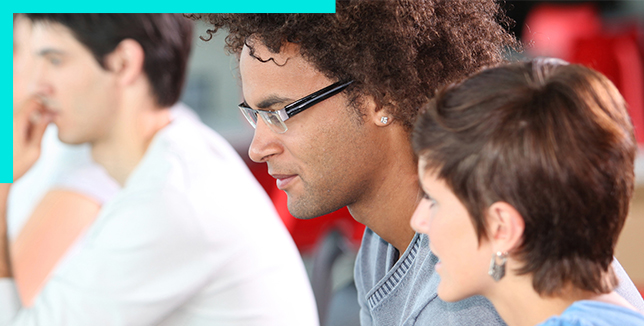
[
  {"x1": 188, "y1": 0, "x2": 519, "y2": 131},
  {"x1": 412, "y1": 58, "x2": 636, "y2": 295}
]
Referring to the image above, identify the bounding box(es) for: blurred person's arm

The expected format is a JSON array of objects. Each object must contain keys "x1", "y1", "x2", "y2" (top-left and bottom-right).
[
  {"x1": 0, "y1": 189, "x2": 221, "y2": 325},
  {"x1": 1, "y1": 98, "x2": 50, "y2": 324},
  {"x1": 11, "y1": 190, "x2": 100, "y2": 306},
  {"x1": 1, "y1": 185, "x2": 12, "y2": 279}
]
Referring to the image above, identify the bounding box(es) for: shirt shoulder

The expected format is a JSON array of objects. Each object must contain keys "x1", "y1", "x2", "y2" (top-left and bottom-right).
[
  {"x1": 356, "y1": 231, "x2": 504, "y2": 326},
  {"x1": 53, "y1": 162, "x2": 120, "y2": 204},
  {"x1": 539, "y1": 301, "x2": 644, "y2": 326}
]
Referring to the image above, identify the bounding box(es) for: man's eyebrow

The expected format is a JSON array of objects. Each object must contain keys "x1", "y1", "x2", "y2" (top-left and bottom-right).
[
  {"x1": 37, "y1": 48, "x2": 64, "y2": 56},
  {"x1": 255, "y1": 96, "x2": 293, "y2": 110}
]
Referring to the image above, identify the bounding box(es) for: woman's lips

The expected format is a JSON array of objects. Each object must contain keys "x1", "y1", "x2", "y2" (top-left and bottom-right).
[{"x1": 272, "y1": 174, "x2": 297, "y2": 190}]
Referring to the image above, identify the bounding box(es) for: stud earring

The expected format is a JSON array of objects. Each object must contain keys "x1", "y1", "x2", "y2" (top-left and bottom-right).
[
  {"x1": 380, "y1": 116, "x2": 389, "y2": 124},
  {"x1": 488, "y1": 251, "x2": 508, "y2": 282}
]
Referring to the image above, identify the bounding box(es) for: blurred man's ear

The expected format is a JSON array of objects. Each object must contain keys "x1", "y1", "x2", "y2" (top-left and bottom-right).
[
  {"x1": 104, "y1": 39, "x2": 145, "y2": 87},
  {"x1": 486, "y1": 202, "x2": 525, "y2": 253}
]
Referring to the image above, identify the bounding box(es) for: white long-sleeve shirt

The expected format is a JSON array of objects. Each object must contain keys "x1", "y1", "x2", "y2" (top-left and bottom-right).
[{"x1": 0, "y1": 108, "x2": 319, "y2": 326}]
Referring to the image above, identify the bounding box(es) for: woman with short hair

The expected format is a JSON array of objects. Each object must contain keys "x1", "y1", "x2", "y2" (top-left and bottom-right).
[{"x1": 411, "y1": 58, "x2": 644, "y2": 326}]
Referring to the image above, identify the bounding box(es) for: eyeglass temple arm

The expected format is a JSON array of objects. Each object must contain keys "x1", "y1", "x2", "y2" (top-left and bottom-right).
[{"x1": 283, "y1": 80, "x2": 354, "y2": 118}]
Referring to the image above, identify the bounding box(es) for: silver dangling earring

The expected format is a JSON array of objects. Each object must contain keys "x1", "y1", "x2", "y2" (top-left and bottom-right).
[
  {"x1": 488, "y1": 251, "x2": 508, "y2": 282},
  {"x1": 381, "y1": 116, "x2": 389, "y2": 124}
]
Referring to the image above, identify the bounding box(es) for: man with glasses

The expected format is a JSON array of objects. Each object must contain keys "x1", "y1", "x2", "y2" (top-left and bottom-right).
[
  {"x1": 192, "y1": 0, "x2": 644, "y2": 324},
  {"x1": 3, "y1": 14, "x2": 318, "y2": 325}
]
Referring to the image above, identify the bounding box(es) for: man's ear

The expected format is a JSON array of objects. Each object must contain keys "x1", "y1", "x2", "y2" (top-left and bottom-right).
[
  {"x1": 374, "y1": 107, "x2": 393, "y2": 126},
  {"x1": 486, "y1": 201, "x2": 525, "y2": 253},
  {"x1": 353, "y1": 92, "x2": 395, "y2": 127},
  {"x1": 104, "y1": 39, "x2": 145, "y2": 86}
]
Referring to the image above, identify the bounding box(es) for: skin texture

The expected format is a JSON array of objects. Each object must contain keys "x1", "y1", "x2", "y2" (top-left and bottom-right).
[
  {"x1": 411, "y1": 161, "x2": 493, "y2": 302},
  {"x1": 240, "y1": 40, "x2": 418, "y2": 252}
]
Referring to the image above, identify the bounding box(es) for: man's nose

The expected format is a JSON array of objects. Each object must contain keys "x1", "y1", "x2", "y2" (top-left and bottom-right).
[{"x1": 248, "y1": 118, "x2": 283, "y2": 163}]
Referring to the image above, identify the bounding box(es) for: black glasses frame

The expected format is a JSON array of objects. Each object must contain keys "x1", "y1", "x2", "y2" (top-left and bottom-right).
[
  {"x1": 238, "y1": 80, "x2": 354, "y2": 133},
  {"x1": 280, "y1": 80, "x2": 354, "y2": 119}
]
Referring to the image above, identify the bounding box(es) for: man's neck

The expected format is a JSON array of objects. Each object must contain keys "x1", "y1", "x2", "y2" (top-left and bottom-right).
[
  {"x1": 91, "y1": 100, "x2": 171, "y2": 186},
  {"x1": 348, "y1": 131, "x2": 420, "y2": 254}
]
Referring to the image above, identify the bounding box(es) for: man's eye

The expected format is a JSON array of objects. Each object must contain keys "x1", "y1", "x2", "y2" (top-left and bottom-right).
[{"x1": 49, "y1": 57, "x2": 62, "y2": 65}]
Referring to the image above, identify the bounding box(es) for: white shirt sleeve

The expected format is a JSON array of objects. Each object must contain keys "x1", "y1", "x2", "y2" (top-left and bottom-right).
[
  {"x1": 0, "y1": 188, "x2": 213, "y2": 325},
  {"x1": 53, "y1": 162, "x2": 120, "y2": 205},
  {"x1": 0, "y1": 279, "x2": 21, "y2": 324}
]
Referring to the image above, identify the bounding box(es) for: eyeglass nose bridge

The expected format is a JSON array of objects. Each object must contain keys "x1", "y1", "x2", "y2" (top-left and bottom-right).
[
  {"x1": 239, "y1": 105, "x2": 259, "y2": 128},
  {"x1": 258, "y1": 109, "x2": 289, "y2": 134}
]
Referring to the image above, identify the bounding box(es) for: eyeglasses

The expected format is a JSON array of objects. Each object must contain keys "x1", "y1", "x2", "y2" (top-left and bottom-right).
[{"x1": 238, "y1": 80, "x2": 354, "y2": 134}]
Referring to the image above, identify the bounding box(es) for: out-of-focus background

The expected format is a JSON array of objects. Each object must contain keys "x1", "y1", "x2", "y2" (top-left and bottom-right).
[{"x1": 10, "y1": 3, "x2": 643, "y2": 326}]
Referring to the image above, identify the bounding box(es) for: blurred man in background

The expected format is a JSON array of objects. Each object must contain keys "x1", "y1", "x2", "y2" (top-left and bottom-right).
[
  {"x1": 10, "y1": 14, "x2": 120, "y2": 306},
  {"x1": 4, "y1": 14, "x2": 318, "y2": 325}
]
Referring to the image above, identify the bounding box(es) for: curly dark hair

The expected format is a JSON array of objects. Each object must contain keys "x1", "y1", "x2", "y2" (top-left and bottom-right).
[{"x1": 188, "y1": 0, "x2": 519, "y2": 131}]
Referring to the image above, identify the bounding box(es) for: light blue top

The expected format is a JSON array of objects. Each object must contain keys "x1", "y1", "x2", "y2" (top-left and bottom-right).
[
  {"x1": 539, "y1": 300, "x2": 644, "y2": 326},
  {"x1": 354, "y1": 228, "x2": 644, "y2": 326}
]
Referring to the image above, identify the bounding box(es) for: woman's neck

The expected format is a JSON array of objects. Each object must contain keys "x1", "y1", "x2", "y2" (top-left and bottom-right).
[{"x1": 485, "y1": 274, "x2": 632, "y2": 326}]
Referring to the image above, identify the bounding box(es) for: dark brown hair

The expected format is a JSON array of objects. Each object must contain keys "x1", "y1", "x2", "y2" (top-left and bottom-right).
[
  {"x1": 25, "y1": 14, "x2": 193, "y2": 107},
  {"x1": 188, "y1": 0, "x2": 519, "y2": 131},
  {"x1": 412, "y1": 58, "x2": 636, "y2": 295}
]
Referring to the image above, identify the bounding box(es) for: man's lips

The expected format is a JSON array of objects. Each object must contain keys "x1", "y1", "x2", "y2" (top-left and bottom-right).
[
  {"x1": 40, "y1": 103, "x2": 60, "y2": 117},
  {"x1": 271, "y1": 174, "x2": 298, "y2": 190}
]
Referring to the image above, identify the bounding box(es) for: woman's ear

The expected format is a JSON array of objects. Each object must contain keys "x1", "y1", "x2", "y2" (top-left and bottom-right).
[
  {"x1": 104, "y1": 39, "x2": 145, "y2": 87},
  {"x1": 486, "y1": 201, "x2": 525, "y2": 253}
]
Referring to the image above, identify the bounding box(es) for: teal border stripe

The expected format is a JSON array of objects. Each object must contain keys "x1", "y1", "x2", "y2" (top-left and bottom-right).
[
  {"x1": 11, "y1": 1, "x2": 335, "y2": 14},
  {"x1": 4, "y1": 1, "x2": 335, "y2": 183},
  {"x1": 4, "y1": 14, "x2": 11, "y2": 183}
]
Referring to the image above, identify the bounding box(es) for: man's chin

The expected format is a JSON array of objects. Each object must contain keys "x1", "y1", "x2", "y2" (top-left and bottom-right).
[
  {"x1": 286, "y1": 194, "x2": 343, "y2": 220},
  {"x1": 56, "y1": 132, "x2": 85, "y2": 145},
  {"x1": 286, "y1": 196, "x2": 323, "y2": 220},
  {"x1": 287, "y1": 205, "x2": 321, "y2": 220}
]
